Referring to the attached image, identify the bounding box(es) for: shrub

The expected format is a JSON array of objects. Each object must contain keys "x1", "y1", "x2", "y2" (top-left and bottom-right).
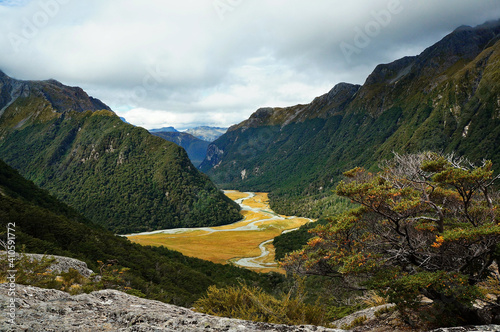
[{"x1": 194, "y1": 277, "x2": 327, "y2": 326}]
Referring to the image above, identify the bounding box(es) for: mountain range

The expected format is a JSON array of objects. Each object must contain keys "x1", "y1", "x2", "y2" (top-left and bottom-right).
[
  {"x1": 200, "y1": 20, "x2": 500, "y2": 217},
  {"x1": 185, "y1": 126, "x2": 228, "y2": 142},
  {"x1": 0, "y1": 72, "x2": 240, "y2": 233},
  {"x1": 149, "y1": 126, "x2": 227, "y2": 167}
]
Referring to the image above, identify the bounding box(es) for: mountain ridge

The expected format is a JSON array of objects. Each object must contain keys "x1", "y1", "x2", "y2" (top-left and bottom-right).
[
  {"x1": 0, "y1": 72, "x2": 241, "y2": 233},
  {"x1": 201, "y1": 20, "x2": 500, "y2": 217}
]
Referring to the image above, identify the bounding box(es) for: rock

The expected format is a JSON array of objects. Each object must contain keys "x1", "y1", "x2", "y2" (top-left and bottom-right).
[
  {"x1": 0, "y1": 252, "x2": 94, "y2": 278},
  {"x1": 0, "y1": 284, "x2": 345, "y2": 331},
  {"x1": 332, "y1": 304, "x2": 396, "y2": 329},
  {"x1": 429, "y1": 326, "x2": 500, "y2": 331}
]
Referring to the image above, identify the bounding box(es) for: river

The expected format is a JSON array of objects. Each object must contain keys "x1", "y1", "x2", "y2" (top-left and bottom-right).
[{"x1": 126, "y1": 191, "x2": 314, "y2": 271}]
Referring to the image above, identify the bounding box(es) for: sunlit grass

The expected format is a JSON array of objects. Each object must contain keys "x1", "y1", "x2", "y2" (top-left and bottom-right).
[
  {"x1": 127, "y1": 190, "x2": 313, "y2": 272},
  {"x1": 243, "y1": 192, "x2": 270, "y2": 209},
  {"x1": 224, "y1": 191, "x2": 250, "y2": 201}
]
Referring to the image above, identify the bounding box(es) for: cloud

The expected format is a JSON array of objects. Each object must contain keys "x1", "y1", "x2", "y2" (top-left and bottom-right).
[
  {"x1": 0, "y1": 0, "x2": 30, "y2": 7},
  {"x1": 0, "y1": 0, "x2": 499, "y2": 129}
]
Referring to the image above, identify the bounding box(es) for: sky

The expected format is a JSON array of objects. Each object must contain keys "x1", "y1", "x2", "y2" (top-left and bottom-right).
[{"x1": 0, "y1": 0, "x2": 499, "y2": 130}]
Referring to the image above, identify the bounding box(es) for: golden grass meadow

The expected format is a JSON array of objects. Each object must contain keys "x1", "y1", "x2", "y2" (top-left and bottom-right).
[{"x1": 127, "y1": 191, "x2": 313, "y2": 273}]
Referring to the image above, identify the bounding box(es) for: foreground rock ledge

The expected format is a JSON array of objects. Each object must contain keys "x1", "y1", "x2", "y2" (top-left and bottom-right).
[{"x1": 0, "y1": 284, "x2": 343, "y2": 331}]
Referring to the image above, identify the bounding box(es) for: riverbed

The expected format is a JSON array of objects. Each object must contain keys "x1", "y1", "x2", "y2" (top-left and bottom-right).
[{"x1": 126, "y1": 191, "x2": 314, "y2": 273}]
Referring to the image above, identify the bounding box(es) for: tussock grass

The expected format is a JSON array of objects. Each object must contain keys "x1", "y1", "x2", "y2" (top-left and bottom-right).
[{"x1": 128, "y1": 191, "x2": 312, "y2": 271}]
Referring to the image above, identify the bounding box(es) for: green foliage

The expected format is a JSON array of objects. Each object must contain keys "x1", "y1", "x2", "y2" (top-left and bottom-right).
[
  {"x1": 374, "y1": 270, "x2": 483, "y2": 327},
  {"x1": 374, "y1": 305, "x2": 396, "y2": 318},
  {"x1": 0, "y1": 99, "x2": 240, "y2": 233},
  {"x1": 327, "y1": 305, "x2": 363, "y2": 322},
  {"x1": 0, "y1": 253, "x2": 137, "y2": 296},
  {"x1": 273, "y1": 218, "x2": 329, "y2": 261},
  {"x1": 284, "y1": 152, "x2": 500, "y2": 326},
  {"x1": 194, "y1": 277, "x2": 327, "y2": 326},
  {"x1": 0, "y1": 253, "x2": 60, "y2": 290},
  {"x1": 0, "y1": 159, "x2": 284, "y2": 307}
]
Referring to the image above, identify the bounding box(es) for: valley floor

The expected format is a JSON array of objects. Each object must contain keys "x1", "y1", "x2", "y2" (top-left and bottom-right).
[{"x1": 126, "y1": 191, "x2": 313, "y2": 273}]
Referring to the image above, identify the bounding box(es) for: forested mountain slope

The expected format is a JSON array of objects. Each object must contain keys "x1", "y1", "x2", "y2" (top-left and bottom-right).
[
  {"x1": 0, "y1": 72, "x2": 240, "y2": 233},
  {"x1": 0, "y1": 158, "x2": 280, "y2": 306},
  {"x1": 152, "y1": 131, "x2": 210, "y2": 167},
  {"x1": 200, "y1": 21, "x2": 500, "y2": 217}
]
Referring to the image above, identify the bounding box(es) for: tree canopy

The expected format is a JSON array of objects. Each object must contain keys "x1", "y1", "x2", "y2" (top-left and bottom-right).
[{"x1": 282, "y1": 152, "x2": 500, "y2": 326}]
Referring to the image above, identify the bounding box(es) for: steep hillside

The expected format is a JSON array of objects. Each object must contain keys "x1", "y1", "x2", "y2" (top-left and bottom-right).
[
  {"x1": 200, "y1": 21, "x2": 500, "y2": 217},
  {"x1": 152, "y1": 131, "x2": 210, "y2": 167},
  {"x1": 0, "y1": 158, "x2": 282, "y2": 306},
  {"x1": 0, "y1": 73, "x2": 240, "y2": 233}
]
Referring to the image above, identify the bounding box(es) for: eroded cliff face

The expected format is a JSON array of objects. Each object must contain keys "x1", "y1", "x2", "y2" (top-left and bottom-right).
[{"x1": 0, "y1": 283, "x2": 342, "y2": 332}]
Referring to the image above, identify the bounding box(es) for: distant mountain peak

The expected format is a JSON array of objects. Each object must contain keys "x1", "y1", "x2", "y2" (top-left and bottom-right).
[
  {"x1": 44, "y1": 78, "x2": 65, "y2": 86},
  {"x1": 453, "y1": 25, "x2": 472, "y2": 32},
  {"x1": 323, "y1": 82, "x2": 361, "y2": 103},
  {"x1": 185, "y1": 126, "x2": 227, "y2": 142},
  {"x1": 149, "y1": 127, "x2": 178, "y2": 133}
]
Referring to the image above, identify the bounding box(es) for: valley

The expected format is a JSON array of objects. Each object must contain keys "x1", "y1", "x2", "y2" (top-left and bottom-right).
[{"x1": 126, "y1": 191, "x2": 314, "y2": 273}]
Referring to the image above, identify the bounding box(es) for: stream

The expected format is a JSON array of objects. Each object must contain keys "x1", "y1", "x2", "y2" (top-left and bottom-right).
[{"x1": 126, "y1": 191, "x2": 314, "y2": 270}]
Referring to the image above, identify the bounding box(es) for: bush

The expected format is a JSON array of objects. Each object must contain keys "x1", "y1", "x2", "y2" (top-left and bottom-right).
[{"x1": 194, "y1": 277, "x2": 327, "y2": 326}]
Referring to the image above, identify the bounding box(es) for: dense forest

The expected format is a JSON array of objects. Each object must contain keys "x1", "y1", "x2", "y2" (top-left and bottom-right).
[{"x1": 0, "y1": 158, "x2": 282, "y2": 306}]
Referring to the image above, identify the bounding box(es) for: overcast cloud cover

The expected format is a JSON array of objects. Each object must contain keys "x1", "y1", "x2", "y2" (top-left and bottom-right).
[{"x1": 0, "y1": 0, "x2": 499, "y2": 130}]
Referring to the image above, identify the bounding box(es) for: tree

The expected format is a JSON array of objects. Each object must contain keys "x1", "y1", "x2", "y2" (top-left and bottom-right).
[{"x1": 282, "y1": 152, "x2": 500, "y2": 326}]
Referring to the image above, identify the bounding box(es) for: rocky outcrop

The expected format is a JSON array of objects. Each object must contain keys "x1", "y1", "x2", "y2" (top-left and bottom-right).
[
  {"x1": 0, "y1": 252, "x2": 94, "y2": 278},
  {"x1": 1, "y1": 252, "x2": 94, "y2": 278},
  {"x1": 0, "y1": 284, "x2": 343, "y2": 332},
  {"x1": 430, "y1": 326, "x2": 500, "y2": 332},
  {"x1": 2, "y1": 283, "x2": 500, "y2": 331},
  {"x1": 332, "y1": 304, "x2": 395, "y2": 329}
]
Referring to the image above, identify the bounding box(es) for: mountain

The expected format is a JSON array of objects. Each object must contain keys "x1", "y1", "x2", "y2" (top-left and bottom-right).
[
  {"x1": 0, "y1": 157, "x2": 281, "y2": 306},
  {"x1": 200, "y1": 20, "x2": 500, "y2": 217},
  {"x1": 0, "y1": 72, "x2": 241, "y2": 233},
  {"x1": 149, "y1": 126, "x2": 178, "y2": 133},
  {"x1": 151, "y1": 131, "x2": 210, "y2": 167},
  {"x1": 185, "y1": 126, "x2": 227, "y2": 142}
]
